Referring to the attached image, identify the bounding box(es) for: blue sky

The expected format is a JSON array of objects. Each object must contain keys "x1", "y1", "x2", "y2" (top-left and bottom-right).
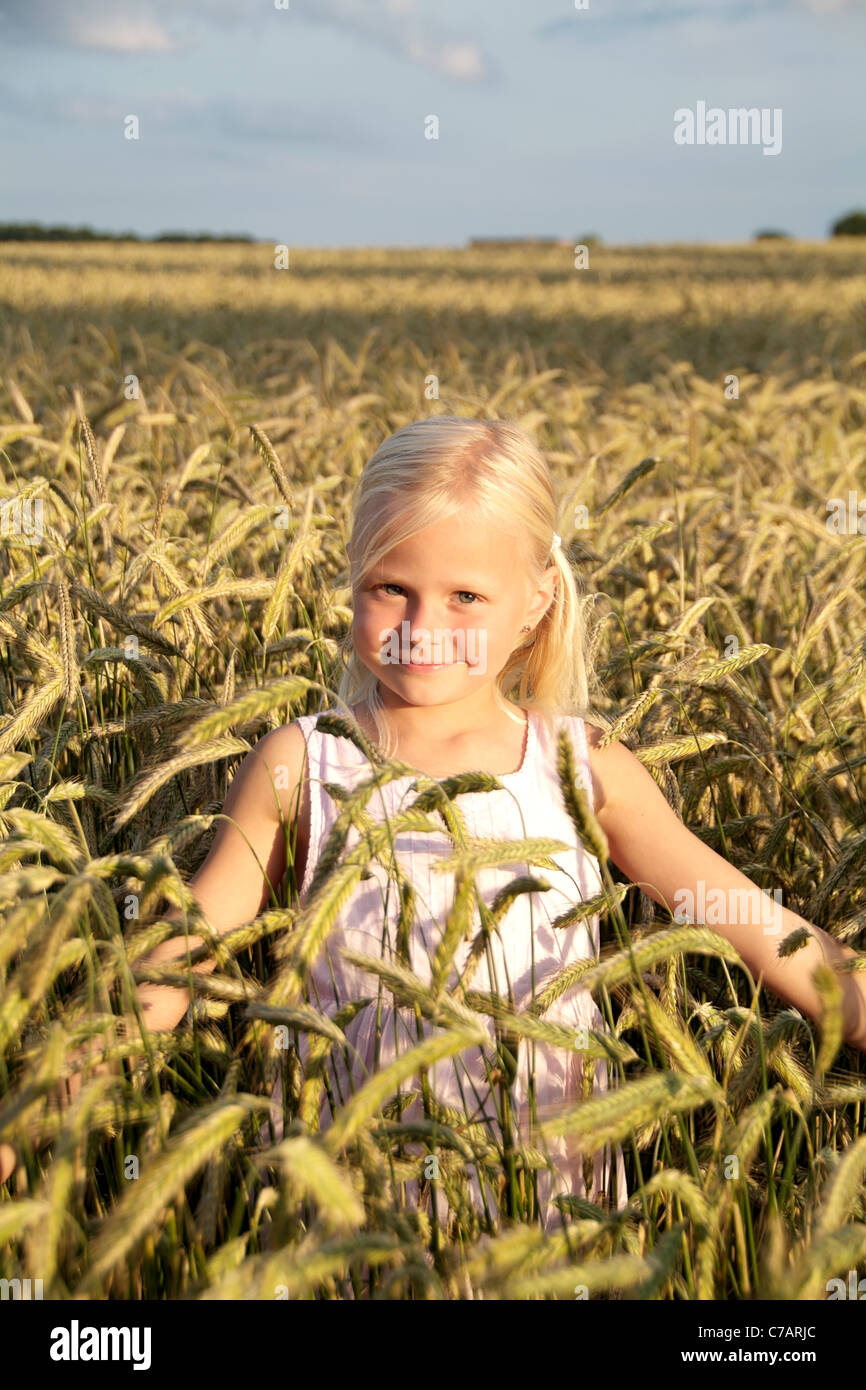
[{"x1": 0, "y1": 0, "x2": 863, "y2": 245}]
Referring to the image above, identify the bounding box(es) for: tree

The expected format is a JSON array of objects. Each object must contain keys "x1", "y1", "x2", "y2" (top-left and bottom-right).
[{"x1": 831, "y1": 210, "x2": 866, "y2": 237}]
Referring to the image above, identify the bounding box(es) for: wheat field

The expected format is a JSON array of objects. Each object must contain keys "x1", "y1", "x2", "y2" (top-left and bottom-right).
[{"x1": 0, "y1": 238, "x2": 865, "y2": 1300}]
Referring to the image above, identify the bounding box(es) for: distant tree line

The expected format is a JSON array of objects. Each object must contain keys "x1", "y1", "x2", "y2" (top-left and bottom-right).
[
  {"x1": 1, "y1": 211, "x2": 864, "y2": 244},
  {"x1": 0, "y1": 223, "x2": 254, "y2": 242},
  {"x1": 830, "y1": 210, "x2": 866, "y2": 236},
  {"x1": 753, "y1": 211, "x2": 866, "y2": 240}
]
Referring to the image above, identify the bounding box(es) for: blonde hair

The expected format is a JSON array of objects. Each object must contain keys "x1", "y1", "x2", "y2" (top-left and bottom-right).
[{"x1": 335, "y1": 415, "x2": 594, "y2": 758}]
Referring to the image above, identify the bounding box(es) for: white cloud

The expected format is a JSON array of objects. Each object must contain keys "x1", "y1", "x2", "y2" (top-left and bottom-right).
[
  {"x1": 0, "y1": 0, "x2": 496, "y2": 79},
  {"x1": 67, "y1": 16, "x2": 177, "y2": 53},
  {"x1": 299, "y1": 0, "x2": 496, "y2": 82},
  {"x1": 437, "y1": 42, "x2": 487, "y2": 80},
  {"x1": 0, "y1": 1, "x2": 179, "y2": 53}
]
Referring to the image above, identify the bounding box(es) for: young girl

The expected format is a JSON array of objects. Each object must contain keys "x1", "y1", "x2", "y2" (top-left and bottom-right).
[{"x1": 13, "y1": 416, "x2": 866, "y2": 1222}]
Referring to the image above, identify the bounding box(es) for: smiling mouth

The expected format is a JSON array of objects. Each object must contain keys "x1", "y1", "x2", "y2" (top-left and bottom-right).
[{"x1": 397, "y1": 654, "x2": 468, "y2": 667}]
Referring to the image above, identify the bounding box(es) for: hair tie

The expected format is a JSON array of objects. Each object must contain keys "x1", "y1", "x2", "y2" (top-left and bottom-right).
[{"x1": 550, "y1": 532, "x2": 561, "y2": 556}]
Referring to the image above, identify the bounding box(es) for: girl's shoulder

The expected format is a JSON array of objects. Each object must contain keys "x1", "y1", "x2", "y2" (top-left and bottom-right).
[
  {"x1": 253, "y1": 718, "x2": 314, "y2": 791},
  {"x1": 287, "y1": 713, "x2": 320, "y2": 734},
  {"x1": 575, "y1": 718, "x2": 645, "y2": 817},
  {"x1": 272, "y1": 712, "x2": 365, "y2": 781},
  {"x1": 276, "y1": 712, "x2": 332, "y2": 742}
]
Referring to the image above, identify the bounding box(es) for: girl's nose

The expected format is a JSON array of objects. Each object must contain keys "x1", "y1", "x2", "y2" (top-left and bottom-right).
[{"x1": 406, "y1": 602, "x2": 441, "y2": 637}]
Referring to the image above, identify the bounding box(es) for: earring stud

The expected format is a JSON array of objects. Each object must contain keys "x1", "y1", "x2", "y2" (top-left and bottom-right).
[{"x1": 521, "y1": 625, "x2": 531, "y2": 633}]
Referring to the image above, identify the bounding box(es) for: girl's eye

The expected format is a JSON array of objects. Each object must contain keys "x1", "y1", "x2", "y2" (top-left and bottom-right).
[{"x1": 376, "y1": 585, "x2": 481, "y2": 603}]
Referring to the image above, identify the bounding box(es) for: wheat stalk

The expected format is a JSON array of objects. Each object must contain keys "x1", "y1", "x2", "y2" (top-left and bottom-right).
[{"x1": 250, "y1": 424, "x2": 294, "y2": 505}]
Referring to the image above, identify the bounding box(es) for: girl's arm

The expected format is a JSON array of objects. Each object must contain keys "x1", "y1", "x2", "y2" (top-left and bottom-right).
[
  {"x1": 133, "y1": 721, "x2": 309, "y2": 1031},
  {"x1": 585, "y1": 724, "x2": 866, "y2": 1053}
]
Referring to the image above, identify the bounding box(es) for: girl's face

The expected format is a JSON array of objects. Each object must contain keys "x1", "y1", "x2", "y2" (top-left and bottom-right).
[{"x1": 351, "y1": 506, "x2": 558, "y2": 710}]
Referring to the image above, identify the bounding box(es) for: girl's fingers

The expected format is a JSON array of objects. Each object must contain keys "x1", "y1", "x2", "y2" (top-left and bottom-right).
[
  {"x1": 0, "y1": 1051, "x2": 119, "y2": 1185},
  {"x1": 0, "y1": 1143, "x2": 17, "y2": 1184},
  {"x1": 2, "y1": 1027, "x2": 152, "y2": 1186}
]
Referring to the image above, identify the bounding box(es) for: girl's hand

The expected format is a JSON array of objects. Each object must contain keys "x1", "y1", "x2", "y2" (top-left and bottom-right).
[
  {"x1": 0, "y1": 1000, "x2": 180, "y2": 1186},
  {"x1": 0, "y1": 1144, "x2": 18, "y2": 1185},
  {"x1": 0, "y1": 1028, "x2": 123, "y2": 1185}
]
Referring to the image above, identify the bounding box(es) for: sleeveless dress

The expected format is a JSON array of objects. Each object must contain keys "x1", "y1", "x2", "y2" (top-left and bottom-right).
[{"x1": 267, "y1": 706, "x2": 629, "y2": 1231}]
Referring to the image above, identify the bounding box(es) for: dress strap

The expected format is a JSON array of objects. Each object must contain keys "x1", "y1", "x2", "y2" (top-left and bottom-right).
[
  {"x1": 292, "y1": 714, "x2": 326, "y2": 900},
  {"x1": 565, "y1": 714, "x2": 595, "y2": 811}
]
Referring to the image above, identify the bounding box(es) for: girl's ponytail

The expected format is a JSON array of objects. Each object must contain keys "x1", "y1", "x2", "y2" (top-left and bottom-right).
[{"x1": 495, "y1": 530, "x2": 593, "y2": 722}]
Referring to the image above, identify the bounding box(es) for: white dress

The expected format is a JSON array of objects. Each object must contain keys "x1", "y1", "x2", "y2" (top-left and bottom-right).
[{"x1": 267, "y1": 706, "x2": 629, "y2": 1231}]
